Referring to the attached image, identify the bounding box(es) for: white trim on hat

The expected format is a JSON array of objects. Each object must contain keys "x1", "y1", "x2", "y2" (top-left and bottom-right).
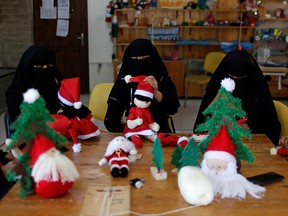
[
  {"x1": 204, "y1": 150, "x2": 236, "y2": 164},
  {"x1": 135, "y1": 89, "x2": 153, "y2": 99},
  {"x1": 58, "y1": 92, "x2": 74, "y2": 107}
]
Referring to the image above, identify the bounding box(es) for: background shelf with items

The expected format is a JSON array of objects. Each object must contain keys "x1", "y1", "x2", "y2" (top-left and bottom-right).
[
  {"x1": 254, "y1": 0, "x2": 288, "y2": 98},
  {"x1": 112, "y1": 0, "x2": 255, "y2": 97}
]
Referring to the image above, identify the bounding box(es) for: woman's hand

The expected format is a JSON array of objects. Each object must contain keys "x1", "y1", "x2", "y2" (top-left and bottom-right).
[
  {"x1": 279, "y1": 136, "x2": 288, "y2": 147},
  {"x1": 144, "y1": 76, "x2": 162, "y2": 102}
]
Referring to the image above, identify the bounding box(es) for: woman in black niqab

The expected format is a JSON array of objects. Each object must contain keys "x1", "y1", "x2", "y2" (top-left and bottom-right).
[
  {"x1": 193, "y1": 49, "x2": 281, "y2": 146},
  {"x1": 5, "y1": 44, "x2": 63, "y2": 123},
  {"x1": 104, "y1": 38, "x2": 180, "y2": 133}
]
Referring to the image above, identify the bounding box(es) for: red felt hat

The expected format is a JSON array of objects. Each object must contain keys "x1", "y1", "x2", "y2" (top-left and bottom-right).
[
  {"x1": 58, "y1": 77, "x2": 81, "y2": 107},
  {"x1": 204, "y1": 125, "x2": 236, "y2": 164},
  {"x1": 30, "y1": 134, "x2": 57, "y2": 165},
  {"x1": 130, "y1": 75, "x2": 154, "y2": 99}
]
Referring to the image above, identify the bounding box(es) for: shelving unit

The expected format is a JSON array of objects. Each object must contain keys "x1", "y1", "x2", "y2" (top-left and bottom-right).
[
  {"x1": 113, "y1": 0, "x2": 255, "y2": 97},
  {"x1": 254, "y1": 0, "x2": 288, "y2": 98}
]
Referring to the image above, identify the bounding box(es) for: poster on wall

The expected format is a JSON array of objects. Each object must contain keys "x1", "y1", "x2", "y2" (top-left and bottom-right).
[
  {"x1": 40, "y1": 0, "x2": 56, "y2": 19},
  {"x1": 147, "y1": 27, "x2": 179, "y2": 41}
]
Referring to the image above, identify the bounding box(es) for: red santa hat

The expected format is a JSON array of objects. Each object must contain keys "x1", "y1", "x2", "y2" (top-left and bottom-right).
[
  {"x1": 58, "y1": 77, "x2": 82, "y2": 109},
  {"x1": 203, "y1": 125, "x2": 236, "y2": 165},
  {"x1": 30, "y1": 134, "x2": 57, "y2": 165},
  {"x1": 125, "y1": 75, "x2": 154, "y2": 99}
]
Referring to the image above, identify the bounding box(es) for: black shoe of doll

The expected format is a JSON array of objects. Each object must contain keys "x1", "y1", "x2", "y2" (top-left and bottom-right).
[
  {"x1": 111, "y1": 168, "x2": 120, "y2": 178},
  {"x1": 120, "y1": 167, "x2": 128, "y2": 177}
]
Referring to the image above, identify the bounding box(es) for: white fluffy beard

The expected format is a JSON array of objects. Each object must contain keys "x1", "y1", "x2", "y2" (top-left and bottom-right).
[
  {"x1": 105, "y1": 138, "x2": 135, "y2": 156},
  {"x1": 201, "y1": 159, "x2": 266, "y2": 199},
  {"x1": 31, "y1": 148, "x2": 80, "y2": 183}
]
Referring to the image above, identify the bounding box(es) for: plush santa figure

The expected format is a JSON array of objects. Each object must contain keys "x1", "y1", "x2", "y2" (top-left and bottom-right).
[
  {"x1": 5, "y1": 88, "x2": 79, "y2": 198},
  {"x1": 124, "y1": 75, "x2": 160, "y2": 148},
  {"x1": 52, "y1": 77, "x2": 100, "y2": 151},
  {"x1": 201, "y1": 125, "x2": 266, "y2": 199},
  {"x1": 30, "y1": 134, "x2": 80, "y2": 198},
  {"x1": 98, "y1": 136, "x2": 137, "y2": 177}
]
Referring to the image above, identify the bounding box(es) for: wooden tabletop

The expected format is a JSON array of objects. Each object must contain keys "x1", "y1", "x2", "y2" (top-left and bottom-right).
[{"x1": 0, "y1": 133, "x2": 288, "y2": 216}]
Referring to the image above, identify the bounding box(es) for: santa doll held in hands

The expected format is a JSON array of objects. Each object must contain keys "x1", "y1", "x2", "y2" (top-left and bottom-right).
[{"x1": 123, "y1": 75, "x2": 160, "y2": 148}]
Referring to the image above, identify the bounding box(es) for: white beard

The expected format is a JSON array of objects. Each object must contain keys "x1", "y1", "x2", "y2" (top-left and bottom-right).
[
  {"x1": 201, "y1": 159, "x2": 266, "y2": 199},
  {"x1": 105, "y1": 136, "x2": 136, "y2": 156},
  {"x1": 32, "y1": 148, "x2": 80, "y2": 183}
]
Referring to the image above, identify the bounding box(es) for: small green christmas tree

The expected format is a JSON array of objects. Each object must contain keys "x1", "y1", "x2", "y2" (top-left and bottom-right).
[
  {"x1": 170, "y1": 145, "x2": 183, "y2": 170},
  {"x1": 195, "y1": 78, "x2": 254, "y2": 163},
  {"x1": 152, "y1": 137, "x2": 164, "y2": 171},
  {"x1": 179, "y1": 138, "x2": 202, "y2": 169}
]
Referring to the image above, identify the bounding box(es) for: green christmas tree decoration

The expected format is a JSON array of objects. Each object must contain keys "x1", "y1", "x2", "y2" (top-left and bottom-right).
[
  {"x1": 152, "y1": 137, "x2": 164, "y2": 171},
  {"x1": 179, "y1": 138, "x2": 202, "y2": 169},
  {"x1": 5, "y1": 88, "x2": 69, "y2": 197},
  {"x1": 170, "y1": 145, "x2": 183, "y2": 170},
  {"x1": 195, "y1": 78, "x2": 255, "y2": 163}
]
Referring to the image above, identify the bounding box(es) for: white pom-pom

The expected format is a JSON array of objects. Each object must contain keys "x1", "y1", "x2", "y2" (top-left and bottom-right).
[
  {"x1": 270, "y1": 148, "x2": 278, "y2": 155},
  {"x1": 124, "y1": 75, "x2": 132, "y2": 83},
  {"x1": 23, "y1": 88, "x2": 40, "y2": 104},
  {"x1": 178, "y1": 166, "x2": 214, "y2": 206},
  {"x1": 74, "y1": 101, "x2": 82, "y2": 109},
  {"x1": 72, "y1": 143, "x2": 82, "y2": 152},
  {"x1": 220, "y1": 77, "x2": 235, "y2": 92}
]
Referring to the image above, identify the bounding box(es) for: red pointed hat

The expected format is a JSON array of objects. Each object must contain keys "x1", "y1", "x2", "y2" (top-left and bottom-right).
[
  {"x1": 130, "y1": 75, "x2": 154, "y2": 99},
  {"x1": 30, "y1": 134, "x2": 57, "y2": 165},
  {"x1": 203, "y1": 125, "x2": 236, "y2": 164},
  {"x1": 58, "y1": 77, "x2": 81, "y2": 107}
]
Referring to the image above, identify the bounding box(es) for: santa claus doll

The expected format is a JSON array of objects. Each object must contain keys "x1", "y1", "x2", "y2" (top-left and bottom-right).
[
  {"x1": 5, "y1": 88, "x2": 79, "y2": 198},
  {"x1": 98, "y1": 136, "x2": 137, "y2": 178},
  {"x1": 123, "y1": 75, "x2": 160, "y2": 148},
  {"x1": 201, "y1": 125, "x2": 266, "y2": 199},
  {"x1": 51, "y1": 77, "x2": 100, "y2": 151}
]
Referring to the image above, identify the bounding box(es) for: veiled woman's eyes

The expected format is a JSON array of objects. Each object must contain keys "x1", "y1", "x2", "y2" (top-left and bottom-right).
[{"x1": 33, "y1": 64, "x2": 54, "y2": 68}]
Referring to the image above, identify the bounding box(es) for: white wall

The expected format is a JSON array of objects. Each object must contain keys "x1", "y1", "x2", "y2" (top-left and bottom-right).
[{"x1": 88, "y1": 0, "x2": 114, "y2": 91}]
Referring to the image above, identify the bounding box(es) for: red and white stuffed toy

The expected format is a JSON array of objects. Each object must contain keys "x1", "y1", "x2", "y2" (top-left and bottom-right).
[
  {"x1": 30, "y1": 134, "x2": 80, "y2": 198},
  {"x1": 98, "y1": 136, "x2": 137, "y2": 178},
  {"x1": 201, "y1": 125, "x2": 266, "y2": 199},
  {"x1": 51, "y1": 77, "x2": 100, "y2": 152},
  {"x1": 123, "y1": 75, "x2": 160, "y2": 148}
]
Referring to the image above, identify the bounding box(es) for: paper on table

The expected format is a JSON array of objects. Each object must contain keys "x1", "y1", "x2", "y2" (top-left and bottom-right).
[{"x1": 81, "y1": 185, "x2": 130, "y2": 216}]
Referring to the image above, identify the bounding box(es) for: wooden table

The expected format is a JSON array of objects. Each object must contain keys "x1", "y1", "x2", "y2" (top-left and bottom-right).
[
  {"x1": 0, "y1": 133, "x2": 288, "y2": 216},
  {"x1": 260, "y1": 66, "x2": 288, "y2": 90}
]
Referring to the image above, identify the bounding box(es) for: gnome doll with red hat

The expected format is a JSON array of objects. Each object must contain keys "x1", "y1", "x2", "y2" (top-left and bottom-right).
[
  {"x1": 195, "y1": 78, "x2": 266, "y2": 199},
  {"x1": 53, "y1": 77, "x2": 100, "y2": 151},
  {"x1": 201, "y1": 125, "x2": 265, "y2": 199},
  {"x1": 5, "y1": 88, "x2": 80, "y2": 198},
  {"x1": 123, "y1": 75, "x2": 160, "y2": 148}
]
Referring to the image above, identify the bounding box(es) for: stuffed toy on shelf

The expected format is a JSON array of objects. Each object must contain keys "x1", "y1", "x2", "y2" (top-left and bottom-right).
[
  {"x1": 124, "y1": 75, "x2": 160, "y2": 148},
  {"x1": 5, "y1": 88, "x2": 80, "y2": 198},
  {"x1": 51, "y1": 77, "x2": 100, "y2": 151},
  {"x1": 98, "y1": 136, "x2": 137, "y2": 178}
]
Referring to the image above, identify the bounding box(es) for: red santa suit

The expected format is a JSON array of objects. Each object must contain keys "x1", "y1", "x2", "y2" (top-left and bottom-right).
[
  {"x1": 98, "y1": 136, "x2": 137, "y2": 178},
  {"x1": 124, "y1": 107, "x2": 156, "y2": 138}
]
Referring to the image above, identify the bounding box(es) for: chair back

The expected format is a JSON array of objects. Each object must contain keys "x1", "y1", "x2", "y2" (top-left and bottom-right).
[
  {"x1": 88, "y1": 83, "x2": 113, "y2": 121},
  {"x1": 273, "y1": 100, "x2": 288, "y2": 136},
  {"x1": 203, "y1": 52, "x2": 226, "y2": 74}
]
